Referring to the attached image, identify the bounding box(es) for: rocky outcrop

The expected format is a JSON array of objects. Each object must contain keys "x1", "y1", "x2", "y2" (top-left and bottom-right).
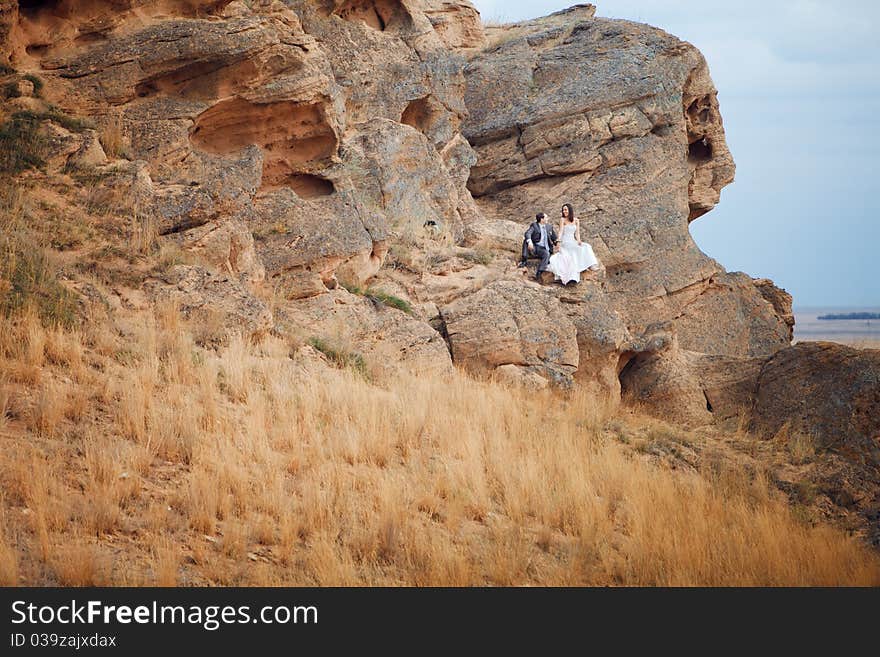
[
  {"x1": 4, "y1": 0, "x2": 487, "y2": 367},
  {"x1": 3, "y1": 0, "x2": 796, "y2": 388},
  {"x1": 620, "y1": 336, "x2": 765, "y2": 426},
  {"x1": 754, "y1": 278, "x2": 795, "y2": 342},
  {"x1": 9, "y1": 0, "x2": 477, "y2": 277},
  {"x1": 275, "y1": 287, "x2": 454, "y2": 378},
  {"x1": 4, "y1": 0, "x2": 877, "y2": 551},
  {"x1": 417, "y1": 0, "x2": 485, "y2": 52},
  {"x1": 462, "y1": 5, "x2": 785, "y2": 357},
  {"x1": 623, "y1": 338, "x2": 880, "y2": 479}
]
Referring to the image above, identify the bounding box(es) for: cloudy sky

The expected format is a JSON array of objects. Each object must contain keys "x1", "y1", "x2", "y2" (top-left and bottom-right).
[{"x1": 471, "y1": 1, "x2": 879, "y2": 308}]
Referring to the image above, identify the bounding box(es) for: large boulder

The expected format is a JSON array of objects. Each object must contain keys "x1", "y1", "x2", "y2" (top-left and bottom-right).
[
  {"x1": 150, "y1": 264, "x2": 273, "y2": 343},
  {"x1": 441, "y1": 280, "x2": 580, "y2": 387},
  {"x1": 620, "y1": 334, "x2": 715, "y2": 427},
  {"x1": 750, "y1": 343, "x2": 880, "y2": 463},
  {"x1": 620, "y1": 340, "x2": 766, "y2": 427},
  {"x1": 275, "y1": 287, "x2": 454, "y2": 378}
]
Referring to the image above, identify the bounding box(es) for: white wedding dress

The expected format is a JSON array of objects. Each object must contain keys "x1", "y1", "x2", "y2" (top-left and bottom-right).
[{"x1": 548, "y1": 224, "x2": 600, "y2": 284}]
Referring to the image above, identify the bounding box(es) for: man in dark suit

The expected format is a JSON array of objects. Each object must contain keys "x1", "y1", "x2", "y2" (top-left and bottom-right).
[{"x1": 518, "y1": 213, "x2": 558, "y2": 280}]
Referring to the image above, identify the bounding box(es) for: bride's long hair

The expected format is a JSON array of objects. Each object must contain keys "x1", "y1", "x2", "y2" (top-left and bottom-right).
[{"x1": 562, "y1": 203, "x2": 575, "y2": 223}]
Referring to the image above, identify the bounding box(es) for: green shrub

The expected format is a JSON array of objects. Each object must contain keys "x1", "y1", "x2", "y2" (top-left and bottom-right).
[
  {"x1": 340, "y1": 282, "x2": 414, "y2": 315},
  {"x1": 0, "y1": 230, "x2": 78, "y2": 328},
  {"x1": 0, "y1": 114, "x2": 48, "y2": 174},
  {"x1": 0, "y1": 63, "x2": 15, "y2": 75},
  {"x1": 0, "y1": 107, "x2": 99, "y2": 174},
  {"x1": 307, "y1": 337, "x2": 368, "y2": 379},
  {"x1": 2, "y1": 81, "x2": 20, "y2": 98},
  {"x1": 14, "y1": 108, "x2": 95, "y2": 133},
  {"x1": 22, "y1": 74, "x2": 43, "y2": 96}
]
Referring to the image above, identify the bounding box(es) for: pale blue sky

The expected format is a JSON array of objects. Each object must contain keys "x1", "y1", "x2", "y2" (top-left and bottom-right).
[{"x1": 471, "y1": 1, "x2": 880, "y2": 307}]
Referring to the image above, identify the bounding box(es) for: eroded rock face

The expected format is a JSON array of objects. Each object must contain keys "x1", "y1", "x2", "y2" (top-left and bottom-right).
[
  {"x1": 563, "y1": 285, "x2": 632, "y2": 399},
  {"x1": 462, "y1": 4, "x2": 786, "y2": 356},
  {"x1": 4, "y1": 0, "x2": 877, "y2": 549},
  {"x1": 12, "y1": 0, "x2": 479, "y2": 273},
  {"x1": 417, "y1": 0, "x2": 485, "y2": 52},
  {"x1": 4, "y1": 0, "x2": 486, "y2": 374},
  {"x1": 671, "y1": 272, "x2": 793, "y2": 357},
  {"x1": 0, "y1": 1, "x2": 17, "y2": 66},
  {"x1": 171, "y1": 218, "x2": 266, "y2": 286},
  {"x1": 620, "y1": 338, "x2": 716, "y2": 427},
  {"x1": 620, "y1": 336, "x2": 765, "y2": 427},
  {"x1": 4, "y1": 0, "x2": 797, "y2": 389},
  {"x1": 7, "y1": 2, "x2": 848, "y2": 431}
]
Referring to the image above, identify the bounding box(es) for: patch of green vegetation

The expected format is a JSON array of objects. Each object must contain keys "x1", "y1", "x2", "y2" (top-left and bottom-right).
[
  {"x1": 0, "y1": 107, "x2": 96, "y2": 174},
  {"x1": 645, "y1": 425, "x2": 694, "y2": 447},
  {"x1": 787, "y1": 432, "x2": 817, "y2": 465},
  {"x1": 22, "y1": 74, "x2": 43, "y2": 96},
  {"x1": 794, "y1": 481, "x2": 819, "y2": 506},
  {"x1": 149, "y1": 242, "x2": 193, "y2": 276},
  {"x1": 340, "y1": 282, "x2": 414, "y2": 315},
  {"x1": 0, "y1": 63, "x2": 15, "y2": 76},
  {"x1": 0, "y1": 113, "x2": 48, "y2": 174},
  {"x1": 605, "y1": 419, "x2": 633, "y2": 444},
  {"x1": 3, "y1": 81, "x2": 21, "y2": 99},
  {"x1": 307, "y1": 337, "x2": 368, "y2": 379},
  {"x1": 1, "y1": 229, "x2": 78, "y2": 328},
  {"x1": 15, "y1": 107, "x2": 95, "y2": 133},
  {"x1": 633, "y1": 424, "x2": 696, "y2": 461}
]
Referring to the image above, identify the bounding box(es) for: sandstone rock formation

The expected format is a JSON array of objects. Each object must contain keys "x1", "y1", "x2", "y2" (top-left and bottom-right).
[
  {"x1": 462, "y1": 5, "x2": 786, "y2": 354},
  {"x1": 620, "y1": 337, "x2": 765, "y2": 426},
  {"x1": 623, "y1": 338, "x2": 880, "y2": 473},
  {"x1": 0, "y1": 0, "x2": 798, "y2": 388}
]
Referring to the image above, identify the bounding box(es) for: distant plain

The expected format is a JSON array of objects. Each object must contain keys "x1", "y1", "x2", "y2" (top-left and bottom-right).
[{"x1": 794, "y1": 308, "x2": 880, "y2": 347}]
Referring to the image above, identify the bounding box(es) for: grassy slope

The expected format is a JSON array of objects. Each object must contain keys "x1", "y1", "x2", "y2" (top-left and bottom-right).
[{"x1": 1, "y1": 303, "x2": 878, "y2": 586}]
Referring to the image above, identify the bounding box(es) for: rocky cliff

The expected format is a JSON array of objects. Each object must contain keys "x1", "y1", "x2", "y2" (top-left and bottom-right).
[{"x1": 2, "y1": 2, "x2": 876, "y2": 487}]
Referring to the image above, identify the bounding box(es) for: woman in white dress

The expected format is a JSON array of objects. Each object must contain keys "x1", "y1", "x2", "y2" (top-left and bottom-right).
[{"x1": 548, "y1": 203, "x2": 600, "y2": 285}]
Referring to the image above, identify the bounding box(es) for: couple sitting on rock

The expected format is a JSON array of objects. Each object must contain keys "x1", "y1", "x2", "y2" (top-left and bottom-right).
[{"x1": 518, "y1": 204, "x2": 601, "y2": 285}]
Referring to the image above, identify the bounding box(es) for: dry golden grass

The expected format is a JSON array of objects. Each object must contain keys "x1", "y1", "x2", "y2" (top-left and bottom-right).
[
  {"x1": 98, "y1": 114, "x2": 127, "y2": 159},
  {"x1": 0, "y1": 308, "x2": 878, "y2": 586},
  {"x1": 0, "y1": 504, "x2": 20, "y2": 586},
  {"x1": 849, "y1": 339, "x2": 880, "y2": 350},
  {"x1": 51, "y1": 540, "x2": 110, "y2": 587},
  {"x1": 130, "y1": 207, "x2": 158, "y2": 256}
]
